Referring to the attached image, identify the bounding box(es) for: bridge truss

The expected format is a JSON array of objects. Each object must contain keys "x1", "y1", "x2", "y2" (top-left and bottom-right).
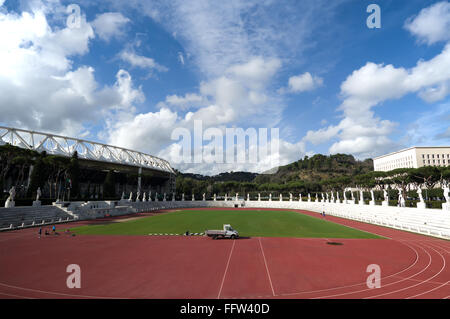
[{"x1": 0, "y1": 126, "x2": 175, "y2": 174}]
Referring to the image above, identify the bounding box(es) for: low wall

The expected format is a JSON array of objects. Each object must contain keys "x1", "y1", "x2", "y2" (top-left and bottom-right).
[{"x1": 2, "y1": 199, "x2": 449, "y2": 239}]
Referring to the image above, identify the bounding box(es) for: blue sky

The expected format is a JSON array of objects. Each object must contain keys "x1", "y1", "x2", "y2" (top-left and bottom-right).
[{"x1": 0, "y1": 0, "x2": 449, "y2": 174}]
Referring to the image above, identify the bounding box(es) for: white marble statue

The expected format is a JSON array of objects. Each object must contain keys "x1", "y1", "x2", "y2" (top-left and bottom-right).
[
  {"x1": 289, "y1": 193, "x2": 293, "y2": 201},
  {"x1": 214, "y1": 193, "x2": 217, "y2": 201},
  {"x1": 443, "y1": 185, "x2": 449, "y2": 203},
  {"x1": 258, "y1": 193, "x2": 261, "y2": 201},
  {"x1": 383, "y1": 189, "x2": 388, "y2": 202},
  {"x1": 36, "y1": 187, "x2": 42, "y2": 201},
  {"x1": 360, "y1": 190, "x2": 364, "y2": 203},
  {"x1": 203, "y1": 193, "x2": 206, "y2": 201},
  {"x1": 326, "y1": 193, "x2": 329, "y2": 202},
  {"x1": 149, "y1": 191, "x2": 152, "y2": 201},
  {"x1": 269, "y1": 193, "x2": 272, "y2": 201},
  {"x1": 321, "y1": 193, "x2": 325, "y2": 202},
  {"x1": 398, "y1": 192, "x2": 406, "y2": 207},
  {"x1": 299, "y1": 193, "x2": 302, "y2": 202},
  {"x1": 247, "y1": 193, "x2": 250, "y2": 201},
  {"x1": 163, "y1": 193, "x2": 167, "y2": 201},
  {"x1": 235, "y1": 193, "x2": 239, "y2": 201},
  {"x1": 121, "y1": 191, "x2": 125, "y2": 200},
  {"x1": 279, "y1": 193, "x2": 283, "y2": 201},
  {"x1": 308, "y1": 193, "x2": 311, "y2": 202},
  {"x1": 182, "y1": 193, "x2": 185, "y2": 201},
  {"x1": 129, "y1": 192, "x2": 133, "y2": 201},
  {"x1": 143, "y1": 192, "x2": 147, "y2": 202},
  {"x1": 417, "y1": 188, "x2": 424, "y2": 203},
  {"x1": 192, "y1": 193, "x2": 195, "y2": 201},
  {"x1": 32, "y1": 186, "x2": 42, "y2": 207},
  {"x1": 136, "y1": 191, "x2": 141, "y2": 202},
  {"x1": 5, "y1": 186, "x2": 16, "y2": 207}
]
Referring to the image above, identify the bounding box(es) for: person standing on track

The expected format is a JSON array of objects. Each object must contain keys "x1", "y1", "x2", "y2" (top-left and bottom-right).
[
  {"x1": 38, "y1": 227, "x2": 42, "y2": 239},
  {"x1": 52, "y1": 225, "x2": 56, "y2": 234}
]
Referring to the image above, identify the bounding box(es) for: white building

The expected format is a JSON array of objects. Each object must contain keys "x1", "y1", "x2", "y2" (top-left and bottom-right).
[{"x1": 373, "y1": 146, "x2": 450, "y2": 172}]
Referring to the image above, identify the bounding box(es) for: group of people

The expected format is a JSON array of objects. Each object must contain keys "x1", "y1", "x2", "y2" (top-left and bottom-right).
[{"x1": 38, "y1": 225, "x2": 57, "y2": 238}]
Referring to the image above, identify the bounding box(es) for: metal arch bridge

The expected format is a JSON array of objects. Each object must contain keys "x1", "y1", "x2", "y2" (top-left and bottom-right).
[{"x1": 0, "y1": 126, "x2": 175, "y2": 174}]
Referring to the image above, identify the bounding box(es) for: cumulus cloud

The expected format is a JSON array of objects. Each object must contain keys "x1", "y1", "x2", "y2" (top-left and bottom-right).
[
  {"x1": 0, "y1": 3, "x2": 143, "y2": 137},
  {"x1": 279, "y1": 72, "x2": 323, "y2": 94},
  {"x1": 404, "y1": 1, "x2": 450, "y2": 45},
  {"x1": 159, "y1": 93, "x2": 206, "y2": 110},
  {"x1": 119, "y1": 50, "x2": 168, "y2": 73},
  {"x1": 92, "y1": 12, "x2": 130, "y2": 41},
  {"x1": 106, "y1": 56, "x2": 295, "y2": 173},
  {"x1": 303, "y1": 41, "x2": 450, "y2": 158}
]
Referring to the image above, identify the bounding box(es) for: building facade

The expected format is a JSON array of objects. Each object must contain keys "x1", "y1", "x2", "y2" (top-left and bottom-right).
[{"x1": 373, "y1": 146, "x2": 450, "y2": 172}]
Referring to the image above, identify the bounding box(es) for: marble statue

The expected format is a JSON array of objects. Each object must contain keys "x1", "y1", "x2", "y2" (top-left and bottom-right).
[
  {"x1": 36, "y1": 187, "x2": 41, "y2": 201},
  {"x1": 129, "y1": 192, "x2": 133, "y2": 201},
  {"x1": 269, "y1": 193, "x2": 272, "y2": 201},
  {"x1": 258, "y1": 193, "x2": 261, "y2": 201},
  {"x1": 203, "y1": 193, "x2": 206, "y2": 201},
  {"x1": 443, "y1": 185, "x2": 449, "y2": 203},
  {"x1": 308, "y1": 193, "x2": 311, "y2": 202},
  {"x1": 32, "y1": 186, "x2": 42, "y2": 207},
  {"x1": 383, "y1": 189, "x2": 388, "y2": 202},
  {"x1": 417, "y1": 188, "x2": 424, "y2": 203},
  {"x1": 7, "y1": 186, "x2": 15, "y2": 202},
  {"x1": 182, "y1": 193, "x2": 185, "y2": 201},
  {"x1": 247, "y1": 193, "x2": 250, "y2": 201}
]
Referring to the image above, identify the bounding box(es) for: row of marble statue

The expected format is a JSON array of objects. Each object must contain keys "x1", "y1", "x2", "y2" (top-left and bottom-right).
[
  {"x1": 119, "y1": 186, "x2": 449, "y2": 206},
  {"x1": 4, "y1": 185, "x2": 449, "y2": 208}
]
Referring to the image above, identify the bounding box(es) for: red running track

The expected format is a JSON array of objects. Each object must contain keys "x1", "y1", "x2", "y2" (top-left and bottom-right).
[{"x1": 0, "y1": 208, "x2": 449, "y2": 299}]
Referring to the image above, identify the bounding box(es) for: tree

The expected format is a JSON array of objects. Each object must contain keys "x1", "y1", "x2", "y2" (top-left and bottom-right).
[
  {"x1": 103, "y1": 170, "x2": 116, "y2": 198},
  {"x1": 67, "y1": 151, "x2": 81, "y2": 199}
]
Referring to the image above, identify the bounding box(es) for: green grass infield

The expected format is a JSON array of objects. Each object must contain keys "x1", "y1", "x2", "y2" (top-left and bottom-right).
[{"x1": 68, "y1": 209, "x2": 383, "y2": 239}]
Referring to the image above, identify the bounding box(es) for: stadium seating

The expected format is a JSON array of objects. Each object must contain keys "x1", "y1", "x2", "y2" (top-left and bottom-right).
[{"x1": 0, "y1": 206, "x2": 74, "y2": 231}]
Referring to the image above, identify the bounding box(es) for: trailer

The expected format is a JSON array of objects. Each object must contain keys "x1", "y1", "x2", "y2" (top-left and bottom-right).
[{"x1": 205, "y1": 224, "x2": 239, "y2": 239}]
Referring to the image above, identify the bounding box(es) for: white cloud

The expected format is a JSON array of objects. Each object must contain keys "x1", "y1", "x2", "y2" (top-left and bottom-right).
[
  {"x1": 161, "y1": 93, "x2": 206, "y2": 110},
  {"x1": 119, "y1": 50, "x2": 168, "y2": 73},
  {"x1": 106, "y1": 107, "x2": 179, "y2": 153},
  {"x1": 92, "y1": 12, "x2": 130, "y2": 41},
  {"x1": 178, "y1": 51, "x2": 185, "y2": 65},
  {"x1": 0, "y1": 4, "x2": 143, "y2": 137},
  {"x1": 303, "y1": 40, "x2": 450, "y2": 158},
  {"x1": 404, "y1": 1, "x2": 450, "y2": 45},
  {"x1": 280, "y1": 72, "x2": 323, "y2": 94}
]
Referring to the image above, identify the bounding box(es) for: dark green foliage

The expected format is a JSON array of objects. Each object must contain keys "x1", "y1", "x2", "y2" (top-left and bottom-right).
[{"x1": 103, "y1": 170, "x2": 116, "y2": 198}]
